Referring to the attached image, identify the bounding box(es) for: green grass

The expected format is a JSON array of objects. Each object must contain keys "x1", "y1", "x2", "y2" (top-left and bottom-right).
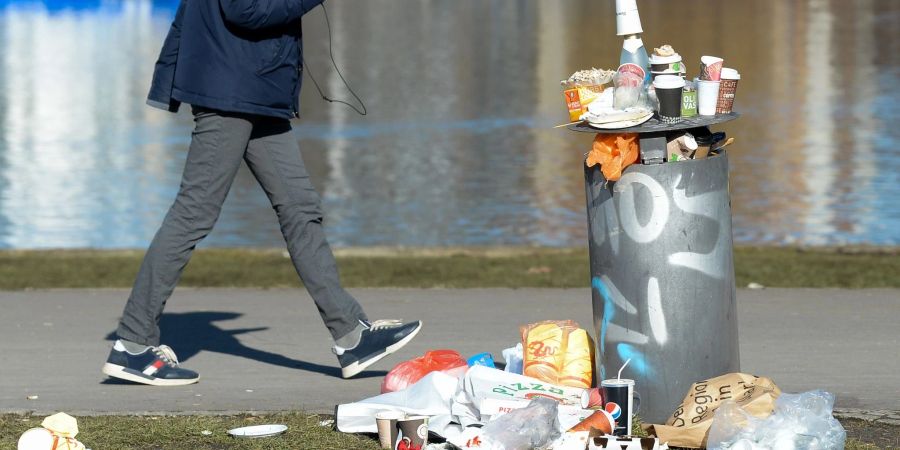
[
  {"x1": 1, "y1": 413, "x2": 381, "y2": 450},
  {"x1": 0, "y1": 414, "x2": 892, "y2": 449},
  {"x1": 0, "y1": 246, "x2": 897, "y2": 290}
]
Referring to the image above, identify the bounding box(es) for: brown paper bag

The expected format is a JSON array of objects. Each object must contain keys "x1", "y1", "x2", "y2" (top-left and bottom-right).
[{"x1": 644, "y1": 373, "x2": 781, "y2": 449}]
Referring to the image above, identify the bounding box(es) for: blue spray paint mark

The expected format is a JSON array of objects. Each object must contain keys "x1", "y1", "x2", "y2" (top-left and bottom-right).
[
  {"x1": 616, "y1": 343, "x2": 652, "y2": 377},
  {"x1": 592, "y1": 276, "x2": 615, "y2": 380}
]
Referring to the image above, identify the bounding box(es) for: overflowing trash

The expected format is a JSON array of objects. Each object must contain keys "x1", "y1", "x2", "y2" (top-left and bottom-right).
[
  {"x1": 18, "y1": 412, "x2": 86, "y2": 450},
  {"x1": 559, "y1": 0, "x2": 742, "y2": 171},
  {"x1": 585, "y1": 134, "x2": 640, "y2": 181},
  {"x1": 645, "y1": 373, "x2": 781, "y2": 449},
  {"x1": 707, "y1": 390, "x2": 846, "y2": 450},
  {"x1": 337, "y1": 326, "x2": 846, "y2": 450},
  {"x1": 338, "y1": 317, "x2": 665, "y2": 450}
]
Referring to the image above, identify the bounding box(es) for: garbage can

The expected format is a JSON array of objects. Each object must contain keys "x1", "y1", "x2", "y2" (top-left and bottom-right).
[{"x1": 576, "y1": 116, "x2": 740, "y2": 424}]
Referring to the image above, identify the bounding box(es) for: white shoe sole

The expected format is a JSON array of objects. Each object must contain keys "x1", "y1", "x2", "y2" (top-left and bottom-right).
[
  {"x1": 102, "y1": 363, "x2": 200, "y2": 386},
  {"x1": 341, "y1": 322, "x2": 423, "y2": 379}
]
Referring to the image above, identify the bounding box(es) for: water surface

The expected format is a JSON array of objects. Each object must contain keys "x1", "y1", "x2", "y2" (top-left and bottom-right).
[{"x1": 0, "y1": 0, "x2": 897, "y2": 248}]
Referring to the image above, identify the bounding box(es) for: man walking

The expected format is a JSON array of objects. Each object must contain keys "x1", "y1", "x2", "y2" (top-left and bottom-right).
[{"x1": 102, "y1": 0, "x2": 421, "y2": 386}]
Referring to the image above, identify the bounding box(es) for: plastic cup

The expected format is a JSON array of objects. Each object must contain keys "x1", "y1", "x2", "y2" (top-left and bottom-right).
[
  {"x1": 653, "y1": 75, "x2": 685, "y2": 124},
  {"x1": 601, "y1": 378, "x2": 636, "y2": 436},
  {"x1": 375, "y1": 411, "x2": 405, "y2": 449},
  {"x1": 696, "y1": 78, "x2": 721, "y2": 116},
  {"x1": 716, "y1": 68, "x2": 741, "y2": 114},
  {"x1": 395, "y1": 416, "x2": 428, "y2": 450}
]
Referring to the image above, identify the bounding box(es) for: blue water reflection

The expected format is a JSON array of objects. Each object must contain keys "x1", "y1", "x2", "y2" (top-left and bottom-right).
[{"x1": 0, "y1": 0, "x2": 897, "y2": 249}]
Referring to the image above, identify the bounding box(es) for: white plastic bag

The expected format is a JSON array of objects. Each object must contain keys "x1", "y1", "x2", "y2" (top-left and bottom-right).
[
  {"x1": 707, "y1": 390, "x2": 846, "y2": 450},
  {"x1": 335, "y1": 371, "x2": 460, "y2": 436}
]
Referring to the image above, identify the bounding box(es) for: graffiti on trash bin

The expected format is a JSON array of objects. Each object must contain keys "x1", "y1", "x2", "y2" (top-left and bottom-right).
[
  {"x1": 592, "y1": 275, "x2": 654, "y2": 379},
  {"x1": 667, "y1": 175, "x2": 729, "y2": 279}
]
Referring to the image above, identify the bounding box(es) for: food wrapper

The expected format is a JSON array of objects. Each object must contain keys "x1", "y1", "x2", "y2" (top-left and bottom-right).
[
  {"x1": 560, "y1": 328, "x2": 593, "y2": 388},
  {"x1": 585, "y1": 133, "x2": 639, "y2": 182},
  {"x1": 521, "y1": 320, "x2": 593, "y2": 389},
  {"x1": 565, "y1": 87, "x2": 604, "y2": 122},
  {"x1": 41, "y1": 413, "x2": 79, "y2": 438},
  {"x1": 19, "y1": 413, "x2": 88, "y2": 450},
  {"x1": 644, "y1": 373, "x2": 781, "y2": 449},
  {"x1": 521, "y1": 321, "x2": 572, "y2": 384},
  {"x1": 562, "y1": 68, "x2": 614, "y2": 122}
]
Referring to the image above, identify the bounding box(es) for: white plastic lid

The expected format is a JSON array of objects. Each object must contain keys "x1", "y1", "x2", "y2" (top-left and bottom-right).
[
  {"x1": 650, "y1": 53, "x2": 682, "y2": 64},
  {"x1": 721, "y1": 68, "x2": 741, "y2": 79},
  {"x1": 616, "y1": 0, "x2": 643, "y2": 35},
  {"x1": 653, "y1": 74, "x2": 685, "y2": 89}
]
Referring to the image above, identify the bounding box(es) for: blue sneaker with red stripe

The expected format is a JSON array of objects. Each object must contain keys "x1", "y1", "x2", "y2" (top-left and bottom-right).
[{"x1": 102, "y1": 340, "x2": 199, "y2": 386}]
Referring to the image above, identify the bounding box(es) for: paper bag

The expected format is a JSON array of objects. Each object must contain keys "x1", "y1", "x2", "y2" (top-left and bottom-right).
[{"x1": 644, "y1": 373, "x2": 780, "y2": 449}]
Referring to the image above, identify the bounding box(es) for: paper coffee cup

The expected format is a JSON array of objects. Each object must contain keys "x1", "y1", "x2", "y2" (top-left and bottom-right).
[
  {"x1": 700, "y1": 56, "x2": 724, "y2": 81},
  {"x1": 395, "y1": 416, "x2": 428, "y2": 450},
  {"x1": 696, "y1": 78, "x2": 721, "y2": 116},
  {"x1": 375, "y1": 411, "x2": 405, "y2": 449},
  {"x1": 649, "y1": 53, "x2": 683, "y2": 74},
  {"x1": 653, "y1": 75, "x2": 685, "y2": 124},
  {"x1": 615, "y1": 0, "x2": 643, "y2": 35},
  {"x1": 581, "y1": 387, "x2": 604, "y2": 409},
  {"x1": 716, "y1": 68, "x2": 740, "y2": 114}
]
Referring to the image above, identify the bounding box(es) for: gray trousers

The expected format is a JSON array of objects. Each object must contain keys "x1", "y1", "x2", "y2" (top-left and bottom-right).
[{"x1": 116, "y1": 107, "x2": 367, "y2": 347}]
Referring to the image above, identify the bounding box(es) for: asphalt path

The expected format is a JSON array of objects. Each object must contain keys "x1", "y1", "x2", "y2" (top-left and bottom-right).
[{"x1": 1, "y1": 288, "x2": 897, "y2": 415}]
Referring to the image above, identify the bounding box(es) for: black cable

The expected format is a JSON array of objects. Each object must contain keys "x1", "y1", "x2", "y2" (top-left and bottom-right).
[{"x1": 302, "y1": 3, "x2": 367, "y2": 116}]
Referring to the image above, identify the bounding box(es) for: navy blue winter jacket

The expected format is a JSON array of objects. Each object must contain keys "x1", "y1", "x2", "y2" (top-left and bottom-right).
[{"x1": 147, "y1": 0, "x2": 325, "y2": 119}]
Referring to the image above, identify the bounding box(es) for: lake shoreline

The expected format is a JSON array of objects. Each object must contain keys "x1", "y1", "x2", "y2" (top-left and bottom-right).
[{"x1": 1, "y1": 246, "x2": 897, "y2": 289}]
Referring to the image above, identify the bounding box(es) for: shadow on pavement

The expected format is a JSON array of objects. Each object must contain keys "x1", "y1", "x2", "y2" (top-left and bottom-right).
[{"x1": 103, "y1": 311, "x2": 387, "y2": 380}]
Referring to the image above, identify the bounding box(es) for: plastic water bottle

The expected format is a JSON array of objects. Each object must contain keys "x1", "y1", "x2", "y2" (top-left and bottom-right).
[
  {"x1": 616, "y1": 0, "x2": 650, "y2": 82},
  {"x1": 620, "y1": 34, "x2": 651, "y2": 83}
]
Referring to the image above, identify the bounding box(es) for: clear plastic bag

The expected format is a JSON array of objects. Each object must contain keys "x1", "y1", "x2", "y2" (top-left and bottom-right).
[
  {"x1": 478, "y1": 397, "x2": 561, "y2": 450},
  {"x1": 501, "y1": 343, "x2": 523, "y2": 374},
  {"x1": 613, "y1": 71, "x2": 643, "y2": 109},
  {"x1": 707, "y1": 390, "x2": 846, "y2": 450}
]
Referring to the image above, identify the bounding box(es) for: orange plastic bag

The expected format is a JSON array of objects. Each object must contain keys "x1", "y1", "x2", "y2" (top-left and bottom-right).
[
  {"x1": 585, "y1": 133, "x2": 639, "y2": 181},
  {"x1": 381, "y1": 350, "x2": 468, "y2": 393},
  {"x1": 520, "y1": 320, "x2": 593, "y2": 389}
]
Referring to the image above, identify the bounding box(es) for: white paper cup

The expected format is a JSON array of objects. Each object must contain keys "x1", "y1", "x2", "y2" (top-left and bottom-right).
[{"x1": 696, "y1": 78, "x2": 721, "y2": 116}]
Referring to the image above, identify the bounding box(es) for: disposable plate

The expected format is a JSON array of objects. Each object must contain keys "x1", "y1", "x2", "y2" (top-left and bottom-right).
[
  {"x1": 588, "y1": 113, "x2": 653, "y2": 129},
  {"x1": 227, "y1": 424, "x2": 288, "y2": 438}
]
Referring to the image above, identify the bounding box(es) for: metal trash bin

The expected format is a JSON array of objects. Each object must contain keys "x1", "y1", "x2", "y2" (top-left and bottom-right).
[{"x1": 583, "y1": 150, "x2": 740, "y2": 423}]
